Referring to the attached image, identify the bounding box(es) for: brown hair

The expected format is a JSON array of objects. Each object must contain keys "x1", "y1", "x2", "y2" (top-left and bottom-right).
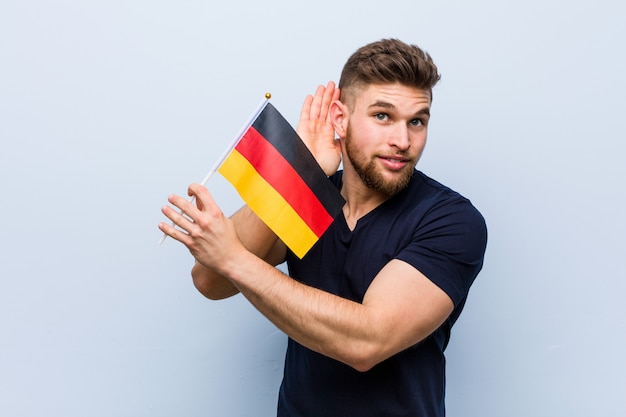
[{"x1": 338, "y1": 38, "x2": 441, "y2": 106}]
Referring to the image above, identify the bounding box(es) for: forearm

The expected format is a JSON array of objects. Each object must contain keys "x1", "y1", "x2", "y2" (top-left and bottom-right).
[
  {"x1": 222, "y1": 251, "x2": 385, "y2": 371},
  {"x1": 221, "y1": 254, "x2": 453, "y2": 372}
]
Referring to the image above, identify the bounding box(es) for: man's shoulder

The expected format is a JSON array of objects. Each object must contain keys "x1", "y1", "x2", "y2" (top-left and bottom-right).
[
  {"x1": 411, "y1": 170, "x2": 465, "y2": 199},
  {"x1": 406, "y1": 171, "x2": 478, "y2": 207},
  {"x1": 403, "y1": 170, "x2": 487, "y2": 230}
]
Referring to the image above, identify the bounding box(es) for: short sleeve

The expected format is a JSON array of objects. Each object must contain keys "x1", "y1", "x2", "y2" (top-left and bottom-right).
[{"x1": 395, "y1": 196, "x2": 487, "y2": 313}]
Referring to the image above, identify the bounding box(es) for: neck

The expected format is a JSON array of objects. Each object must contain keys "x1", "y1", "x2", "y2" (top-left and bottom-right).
[{"x1": 340, "y1": 169, "x2": 391, "y2": 230}]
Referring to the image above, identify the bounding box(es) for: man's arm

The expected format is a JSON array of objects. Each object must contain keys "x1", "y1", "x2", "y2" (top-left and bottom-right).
[
  {"x1": 229, "y1": 252, "x2": 454, "y2": 372},
  {"x1": 174, "y1": 82, "x2": 340, "y2": 300},
  {"x1": 160, "y1": 186, "x2": 453, "y2": 372}
]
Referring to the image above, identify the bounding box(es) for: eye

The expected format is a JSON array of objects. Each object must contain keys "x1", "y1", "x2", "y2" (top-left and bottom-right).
[
  {"x1": 374, "y1": 113, "x2": 389, "y2": 121},
  {"x1": 409, "y1": 118, "x2": 424, "y2": 127}
]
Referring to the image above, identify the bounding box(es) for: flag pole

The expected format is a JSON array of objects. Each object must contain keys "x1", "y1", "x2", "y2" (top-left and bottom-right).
[
  {"x1": 198, "y1": 93, "x2": 271, "y2": 187},
  {"x1": 159, "y1": 93, "x2": 272, "y2": 245}
]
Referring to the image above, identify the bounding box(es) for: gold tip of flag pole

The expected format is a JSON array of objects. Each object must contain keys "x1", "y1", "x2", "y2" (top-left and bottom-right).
[{"x1": 265, "y1": 92, "x2": 271, "y2": 99}]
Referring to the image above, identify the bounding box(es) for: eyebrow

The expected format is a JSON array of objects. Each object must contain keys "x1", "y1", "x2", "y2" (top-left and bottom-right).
[{"x1": 368, "y1": 101, "x2": 431, "y2": 117}]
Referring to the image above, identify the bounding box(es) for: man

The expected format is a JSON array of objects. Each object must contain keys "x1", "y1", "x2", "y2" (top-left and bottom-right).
[{"x1": 159, "y1": 38, "x2": 487, "y2": 416}]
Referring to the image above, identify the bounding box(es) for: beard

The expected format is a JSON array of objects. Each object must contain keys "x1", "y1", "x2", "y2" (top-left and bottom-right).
[{"x1": 344, "y1": 125, "x2": 416, "y2": 197}]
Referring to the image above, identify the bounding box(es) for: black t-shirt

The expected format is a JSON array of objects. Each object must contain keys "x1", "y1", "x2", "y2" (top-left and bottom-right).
[{"x1": 279, "y1": 170, "x2": 487, "y2": 417}]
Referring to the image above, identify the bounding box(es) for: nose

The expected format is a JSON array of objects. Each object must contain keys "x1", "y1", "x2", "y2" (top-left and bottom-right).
[{"x1": 388, "y1": 123, "x2": 410, "y2": 150}]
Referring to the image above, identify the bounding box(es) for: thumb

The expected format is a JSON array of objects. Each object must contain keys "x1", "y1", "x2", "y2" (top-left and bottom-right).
[{"x1": 188, "y1": 183, "x2": 217, "y2": 212}]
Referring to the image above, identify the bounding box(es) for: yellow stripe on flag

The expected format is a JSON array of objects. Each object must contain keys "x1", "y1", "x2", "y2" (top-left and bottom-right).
[{"x1": 218, "y1": 149, "x2": 319, "y2": 259}]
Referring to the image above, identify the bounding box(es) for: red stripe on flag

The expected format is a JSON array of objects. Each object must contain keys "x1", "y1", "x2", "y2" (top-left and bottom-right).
[{"x1": 235, "y1": 127, "x2": 335, "y2": 237}]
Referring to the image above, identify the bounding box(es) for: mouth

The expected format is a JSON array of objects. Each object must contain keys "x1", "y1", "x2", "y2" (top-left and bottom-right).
[{"x1": 378, "y1": 155, "x2": 411, "y2": 170}]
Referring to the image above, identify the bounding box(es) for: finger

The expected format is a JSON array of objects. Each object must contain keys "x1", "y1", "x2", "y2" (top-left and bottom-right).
[
  {"x1": 188, "y1": 183, "x2": 214, "y2": 206},
  {"x1": 318, "y1": 81, "x2": 336, "y2": 120},
  {"x1": 167, "y1": 193, "x2": 200, "y2": 221},
  {"x1": 161, "y1": 203, "x2": 195, "y2": 233},
  {"x1": 188, "y1": 183, "x2": 223, "y2": 218},
  {"x1": 332, "y1": 86, "x2": 341, "y2": 105},
  {"x1": 299, "y1": 94, "x2": 313, "y2": 122},
  {"x1": 308, "y1": 84, "x2": 326, "y2": 119},
  {"x1": 158, "y1": 219, "x2": 191, "y2": 245},
  {"x1": 328, "y1": 87, "x2": 341, "y2": 125}
]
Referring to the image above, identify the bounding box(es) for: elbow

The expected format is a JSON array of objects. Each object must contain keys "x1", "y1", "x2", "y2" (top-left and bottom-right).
[
  {"x1": 350, "y1": 354, "x2": 384, "y2": 373},
  {"x1": 341, "y1": 342, "x2": 387, "y2": 373},
  {"x1": 351, "y1": 360, "x2": 377, "y2": 373},
  {"x1": 191, "y1": 263, "x2": 238, "y2": 300},
  {"x1": 192, "y1": 276, "x2": 222, "y2": 300}
]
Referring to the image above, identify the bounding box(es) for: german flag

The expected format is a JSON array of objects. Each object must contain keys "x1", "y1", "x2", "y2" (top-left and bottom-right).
[{"x1": 218, "y1": 102, "x2": 345, "y2": 258}]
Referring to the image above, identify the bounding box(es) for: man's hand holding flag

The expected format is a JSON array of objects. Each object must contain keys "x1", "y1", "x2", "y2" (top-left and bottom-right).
[{"x1": 160, "y1": 82, "x2": 344, "y2": 260}]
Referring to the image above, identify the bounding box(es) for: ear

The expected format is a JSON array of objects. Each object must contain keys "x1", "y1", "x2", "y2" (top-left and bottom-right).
[{"x1": 330, "y1": 100, "x2": 349, "y2": 139}]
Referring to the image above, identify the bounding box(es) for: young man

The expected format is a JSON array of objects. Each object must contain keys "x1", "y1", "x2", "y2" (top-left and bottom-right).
[{"x1": 160, "y1": 39, "x2": 487, "y2": 417}]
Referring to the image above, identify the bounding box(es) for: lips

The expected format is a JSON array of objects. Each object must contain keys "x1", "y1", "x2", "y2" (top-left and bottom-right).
[{"x1": 379, "y1": 155, "x2": 410, "y2": 170}]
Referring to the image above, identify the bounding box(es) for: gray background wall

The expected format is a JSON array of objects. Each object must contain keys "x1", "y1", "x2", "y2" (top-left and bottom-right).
[{"x1": 1, "y1": 1, "x2": 624, "y2": 416}]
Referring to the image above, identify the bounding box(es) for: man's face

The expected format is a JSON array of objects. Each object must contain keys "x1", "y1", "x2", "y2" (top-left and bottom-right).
[{"x1": 341, "y1": 83, "x2": 431, "y2": 196}]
